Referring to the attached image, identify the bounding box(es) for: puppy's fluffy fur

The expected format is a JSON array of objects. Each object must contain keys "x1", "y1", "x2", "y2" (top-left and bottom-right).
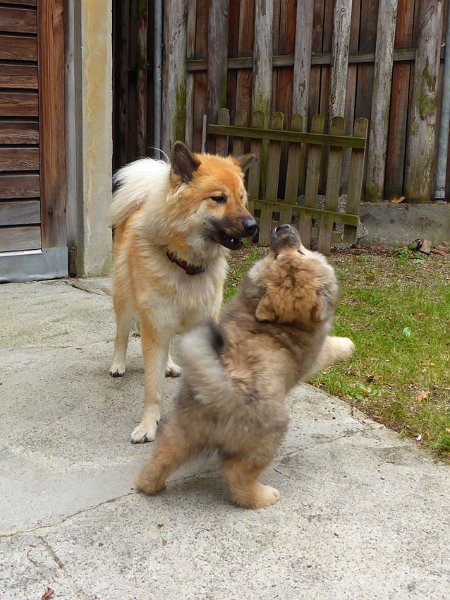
[
  {"x1": 136, "y1": 225, "x2": 355, "y2": 508},
  {"x1": 110, "y1": 143, "x2": 256, "y2": 443}
]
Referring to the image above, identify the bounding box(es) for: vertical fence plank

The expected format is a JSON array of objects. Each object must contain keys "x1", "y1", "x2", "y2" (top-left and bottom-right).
[
  {"x1": 247, "y1": 110, "x2": 264, "y2": 205},
  {"x1": 281, "y1": 113, "x2": 303, "y2": 225},
  {"x1": 215, "y1": 108, "x2": 230, "y2": 156},
  {"x1": 235, "y1": 0, "x2": 255, "y2": 115},
  {"x1": 405, "y1": 0, "x2": 444, "y2": 202},
  {"x1": 329, "y1": 0, "x2": 352, "y2": 119},
  {"x1": 192, "y1": 0, "x2": 209, "y2": 151},
  {"x1": 232, "y1": 109, "x2": 248, "y2": 156},
  {"x1": 366, "y1": 0, "x2": 398, "y2": 201},
  {"x1": 300, "y1": 114, "x2": 325, "y2": 248},
  {"x1": 258, "y1": 112, "x2": 283, "y2": 246},
  {"x1": 185, "y1": 0, "x2": 197, "y2": 147},
  {"x1": 162, "y1": 0, "x2": 187, "y2": 153},
  {"x1": 252, "y1": 0, "x2": 273, "y2": 197},
  {"x1": 292, "y1": 0, "x2": 313, "y2": 192},
  {"x1": 344, "y1": 117, "x2": 368, "y2": 243},
  {"x1": 318, "y1": 116, "x2": 345, "y2": 254},
  {"x1": 385, "y1": 0, "x2": 415, "y2": 199},
  {"x1": 136, "y1": 1, "x2": 148, "y2": 157},
  {"x1": 341, "y1": 0, "x2": 361, "y2": 192},
  {"x1": 207, "y1": 0, "x2": 229, "y2": 152}
]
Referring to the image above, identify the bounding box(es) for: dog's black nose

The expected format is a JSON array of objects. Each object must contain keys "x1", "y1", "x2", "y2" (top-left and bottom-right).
[
  {"x1": 276, "y1": 224, "x2": 291, "y2": 233},
  {"x1": 243, "y1": 219, "x2": 258, "y2": 235}
]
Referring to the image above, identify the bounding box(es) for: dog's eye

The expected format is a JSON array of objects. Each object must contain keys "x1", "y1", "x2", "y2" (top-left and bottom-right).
[{"x1": 211, "y1": 195, "x2": 227, "y2": 204}]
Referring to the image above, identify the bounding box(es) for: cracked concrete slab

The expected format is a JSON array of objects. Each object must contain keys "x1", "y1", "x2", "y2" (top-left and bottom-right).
[{"x1": 0, "y1": 279, "x2": 449, "y2": 599}]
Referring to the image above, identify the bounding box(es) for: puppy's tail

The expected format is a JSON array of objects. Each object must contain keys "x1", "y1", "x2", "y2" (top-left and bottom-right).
[{"x1": 179, "y1": 323, "x2": 234, "y2": 406}]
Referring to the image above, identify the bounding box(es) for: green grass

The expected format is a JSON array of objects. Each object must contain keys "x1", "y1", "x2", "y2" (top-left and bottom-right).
[{"x1": 224, "y1": 248, "x2": 450, "y2": 460}]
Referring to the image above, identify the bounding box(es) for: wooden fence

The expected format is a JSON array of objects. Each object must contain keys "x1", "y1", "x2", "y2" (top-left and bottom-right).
[
  {"x1": 112, "y1": 0, "x2": 449, "y2": 203},
  {"x1": 208, "y1": 108, "x2": 368, "y2": 253}
]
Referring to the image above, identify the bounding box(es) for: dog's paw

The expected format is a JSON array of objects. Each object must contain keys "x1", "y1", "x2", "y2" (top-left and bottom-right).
[
  {"x1": 131, "y1": 412, "x2": 161, "y2": 444},
  {"x1": 109, "y1": 362, "x2": 125, "y2": 377},
  {"x1": 165, "y1": 360, "x2": 182, "y2": 378},
  {"x1": 339, "y1": 337, "x2": 355, "y2": 359},
  {"x1": 252, "y1": 485, "x2": 280, "y2": 509}
]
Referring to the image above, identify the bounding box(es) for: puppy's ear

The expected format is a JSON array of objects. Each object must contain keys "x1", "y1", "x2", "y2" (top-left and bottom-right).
[
  {"x1": 255, "y1": 294, "x2": 277, "y2": 322},
  {"x1": 171, "y1": 142, "x2": 200, "y2": 183},
  {"x1": 234, "y1": 153, "x2": 256, "y2": 172}
]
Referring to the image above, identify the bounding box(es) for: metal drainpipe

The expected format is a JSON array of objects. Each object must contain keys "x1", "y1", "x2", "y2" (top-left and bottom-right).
[
  {"x1": 434, "y1": 7, "x2": 450, "y2": 200},
  {"x1": 153, "y1": 0, "x2": 163, "y2": 159}
]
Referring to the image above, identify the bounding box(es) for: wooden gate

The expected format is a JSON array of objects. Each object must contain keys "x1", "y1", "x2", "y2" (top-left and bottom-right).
[
  {"x1": 208, "y1": 108, "x2": 368, "y2": 254},
  {"x1": 0, "y1": 0, "x2": 67, "y2": 282}
]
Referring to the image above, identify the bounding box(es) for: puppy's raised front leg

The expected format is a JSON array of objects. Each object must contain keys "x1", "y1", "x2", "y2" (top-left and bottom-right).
[
  {"x1": 131, "y1": 318, "x2": 170, "y2": 443},
  {"x1": 309, "y1": 336, "x2": 355, "y2": 376}
]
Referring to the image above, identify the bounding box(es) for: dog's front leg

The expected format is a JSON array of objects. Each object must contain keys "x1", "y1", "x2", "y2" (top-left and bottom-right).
[
  {"x1": 131, "y1": 319, "x2": 170, "y2": 443},
  {"x1": 308, "y1": 335, "x2": 355, "y2": 376}
]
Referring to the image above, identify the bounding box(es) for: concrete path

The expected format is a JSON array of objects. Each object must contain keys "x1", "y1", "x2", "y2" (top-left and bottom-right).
[{"x1": 0, "y1": 279, "x2": 448, "y2": 600}]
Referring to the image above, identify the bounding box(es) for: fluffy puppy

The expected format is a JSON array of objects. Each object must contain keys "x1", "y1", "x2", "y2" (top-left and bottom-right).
[{"x1": 136, "y1": 224, "x2": 355, "y2": 508}]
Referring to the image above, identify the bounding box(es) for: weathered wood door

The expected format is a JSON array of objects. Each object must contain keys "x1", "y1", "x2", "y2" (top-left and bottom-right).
[{"x1": 0, "y1": 0, "x2": 67, "y2": 282}]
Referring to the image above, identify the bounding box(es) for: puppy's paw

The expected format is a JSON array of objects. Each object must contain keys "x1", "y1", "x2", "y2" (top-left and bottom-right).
[
  {"x1": 252, "y1": 484, "x2": 281, "y2": 509},
  {"x1": 338, "y1": 337, "x2": 355, "y2": 360},
  {"x1": 233, "y1": 484, "x2": 281, "y2": 509},
  {"x1": 135, "y1": 470, "x2": 166, "y2": 496},
  {"x1": 110, "y1": 362, "x2": 125, "y2": 377},
  {"x1": 131, "y1": 411, "x2": 160, "y2": 444},
  {"x1": 165, "y1": 360, "x2": 182, "y2": 378}
]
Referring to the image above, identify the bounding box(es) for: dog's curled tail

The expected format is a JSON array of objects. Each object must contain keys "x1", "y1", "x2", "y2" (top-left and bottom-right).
[
  {"x1": 179, "y1": 323, "x2": 234, "y2": 407},
  {"x1": 111, "y1": 158, "x2": 170, "y2": 228}
]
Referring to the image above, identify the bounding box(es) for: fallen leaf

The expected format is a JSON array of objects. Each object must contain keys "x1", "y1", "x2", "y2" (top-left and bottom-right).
[
  {"x1": 42, "y1": 589, "x2": 54, "y2": 600},
  {"x1": 391, "y1": 195, "x2": 405, "y2": 204},
  {"x1": 402, "y1": 327, "x2": 412, "y2": 338},
  {"x1": 414, "y1": 390, "x2": 429, "y2": 402},
  {"x1": 162, "y1": 539, "x2": 168, "y2": 546}
]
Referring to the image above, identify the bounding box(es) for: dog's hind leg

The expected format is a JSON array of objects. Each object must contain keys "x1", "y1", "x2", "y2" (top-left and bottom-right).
[
  {"x1": 222, "y1": 457, "x2": 280, "y2": 509},
  {"x1": 135, "y1": 423, "x2": 194, "y2": 495},
  {"x1": 131, "y1": 318, "x2": 171, "y2": 443},
  {"x1": 110, "y1": 301, "x2": 134, "y2": 377}
]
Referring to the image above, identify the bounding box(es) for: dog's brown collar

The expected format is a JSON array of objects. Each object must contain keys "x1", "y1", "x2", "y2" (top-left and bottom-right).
[{"x1": 166, "y1": 250, "x2": 205, "y2": 275}]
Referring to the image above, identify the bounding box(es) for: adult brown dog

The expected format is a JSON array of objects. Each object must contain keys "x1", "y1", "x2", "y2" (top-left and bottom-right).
[
  {"x1": 136, "y1": 224, "x2": 355, "y2": 508},
  {"x1": 110, "y1": 142, "x2": 256, "y2": 443}
]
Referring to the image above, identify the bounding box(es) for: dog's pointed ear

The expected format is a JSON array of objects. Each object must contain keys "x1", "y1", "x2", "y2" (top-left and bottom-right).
[
  {"x1": 234, "y1": 153, "x2": 257, "y2": 172},
  {"x1": 171, "y1": 142, "x2": 200, "y2": 183},
  {"x1": 255, "y1": 294, "x2": 277, "y2": 323}
]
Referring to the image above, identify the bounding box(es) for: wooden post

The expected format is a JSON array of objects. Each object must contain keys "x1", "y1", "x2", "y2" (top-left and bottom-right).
[
  {"x1": 366, "y1": 0, "x2": 398, "y2": 201},
  {"x1": 136, "y1": 0, "x2": 148, "y2": 157},
  {"x1": 117, "y1": 0, "x2": 129, "y2": 168},
  {"x1": 329, "y1": 0, "x2": 352, "y2": 119},
  {"x1": 38, "y1": 0, "x2": 66, "y2": 249},
  {"x1": 162, "y1": 0, "x2": 187, "y2": 153},
  {"x1": 281, "y1": 113, "x2": 303, "y2": 225},
  {"x1": 405, "y1": 0, "x2": 444, "y2": 202},
  {"x1": 207, "y1": 0, "x2": 229, "y2": 152}
]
